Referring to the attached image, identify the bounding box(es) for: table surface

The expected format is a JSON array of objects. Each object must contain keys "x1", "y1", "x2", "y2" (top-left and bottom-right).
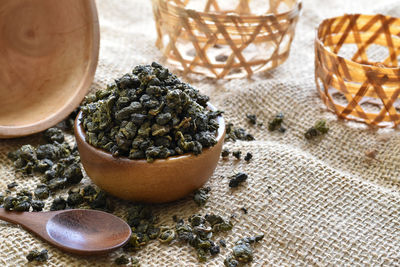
[{"x1": 0, "y1": 0, "x2": 399, "y2": 266}]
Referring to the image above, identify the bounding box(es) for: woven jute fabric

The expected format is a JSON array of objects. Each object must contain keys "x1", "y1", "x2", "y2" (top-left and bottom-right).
[{"x1": 1, "y1": 0, "x2": 400, "y2": 266}]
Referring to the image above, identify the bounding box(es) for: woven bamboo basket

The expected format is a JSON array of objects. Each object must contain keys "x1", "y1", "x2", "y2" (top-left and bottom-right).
[
  {"x1": 315, "y1": 14, "x2": 400, "y2": 127},
  {"x1": 152, "y1": 0, "x2": 302, "y2": 79}
]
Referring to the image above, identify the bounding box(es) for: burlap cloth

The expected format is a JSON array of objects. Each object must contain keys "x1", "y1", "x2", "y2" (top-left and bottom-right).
[{"x1": 1, "y1": 0, "x2": 400, "y2": 266}]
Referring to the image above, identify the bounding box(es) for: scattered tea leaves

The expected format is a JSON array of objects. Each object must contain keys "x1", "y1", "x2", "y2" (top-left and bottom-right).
[
  {"x1": 305, "y1": 119, "x2": 329, "y2": 140},
  {"x1": 31, "y1": 200, "x2": 44, "y2": 212},
  {"x1": 221, "y1": 148, "x2": 230, "y2": 158},
  {"x1": 131, "y1": 257, "x2": 140, "y2": 267},
  {"x1": 268, "y1": 113, "x2": 285, "y2": 132},
  {"x1": 158, "y1": 226, "x2": 175, "y2": 243},
  {"x1": 225, "y1": 123, "x2": 254, "y2": 142},
  {"x1": 8, "y1": 128, "x2": 82, "y2": 192},
  {"x1": 3, "y1": 194, "x2": 32, "y2": 212},
  {"x1": 56, "y1": 108, "x2": 80, "y2": 132},
  {"x1": 67, "y1": 188, "x2": 84, "y2": 207},
  {"x1": 26, "y1": 249, "x2": 48, "y2": 262},
  {"x1": 193, "y1": 187, "x2": 211, "y2": 207},
  {"x1": 229, "y1": 173, "x2": 248, "y2": 188},
  {"x1": 224, "y1": 234, "x2": 264, "y2": 266},
  {"x1": 50, "y1": 196, "x2": 66, "y2": 211},
  {"x1": 246, "y1": 114, "x2": 257, "y2": 125},
  {"x1": 244, "y1": 152, "x2": 252, "y2": 162},
  {"x1": 232, "y1": 151, "x2": 241, "y2": 160},
  {"x1": 34, "y1": 184, "x2": 50, "y2": 200},
  {"x1": 176, "y1": 213, "x2": 232, "y2": 262},
  {"x1": 114, "y1": 255, "x2": 130, "y2": 265},
  {"x1": 224, "y1": 255, "x2": 239, "y2": 267},
  {"x1": 7, "y1": 182, "x2": 18, "y2": 190},
  {"x1": 124, "y1": 205, "x2": 160, "y2": 252}
]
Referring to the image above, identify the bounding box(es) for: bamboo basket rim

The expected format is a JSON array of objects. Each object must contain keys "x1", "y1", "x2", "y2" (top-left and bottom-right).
[
  {"x1": 316, "y1": 14, "x2": 400, "y2": 72},
  {"x1": 159, "y1": 0, "x2": 302, "y2": 21}
]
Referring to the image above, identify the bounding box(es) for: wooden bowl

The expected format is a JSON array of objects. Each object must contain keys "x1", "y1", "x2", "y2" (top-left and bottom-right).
[
  {"x1": 74, "y1": 105, "x2": 225, "y2": 203},
  {"x1": 0, "y1": 0, "x2": 99, "y2": 138}
]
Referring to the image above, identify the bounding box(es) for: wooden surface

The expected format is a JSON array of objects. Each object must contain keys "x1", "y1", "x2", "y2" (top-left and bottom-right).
[
  {"x1": 75, "y1": 104, "x2": 226, "y2": 203},
  {"x1": 0, "y1": 0, "x2": 99, "y2": 138},
  {"x1": 0, "y1": 208, "x2": 131, "y2": 255},
  {"x1": 315, "y1": 14, "x2": 400, "y2": 127},
  {"x1": 151, "y1": 0, "x2": 302, "y2": 78}
]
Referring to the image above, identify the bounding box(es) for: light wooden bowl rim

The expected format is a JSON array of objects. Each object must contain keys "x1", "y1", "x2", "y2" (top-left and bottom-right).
[{"x1": 0, "y1": 0, "x2": 100, "y2": 139}]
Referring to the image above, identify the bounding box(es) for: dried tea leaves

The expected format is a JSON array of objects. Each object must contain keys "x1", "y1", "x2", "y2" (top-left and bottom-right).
[
  {"x1": 27, "y1": 182, "x2": 113, "y2": 213},
  {"x1": 225, "y1": 123, "x2": 254, "y2": 142},
  {"x1": 56, "y1": 108, "x2": 80, "y2": 132},
  {"x1": 305, "y1": 119, "x2": 329, "y2": 140},
  {"x1": 81, "y1": 62, "x2": 221, "y2": 162},
  {"x1": 26, "y1": 249, "x2": 49, "y2": 262},
  {"x1": 221, "y1": 148, "x2": 230, "y2": 158},
  {"x1": 175, "y1": 214, "x2": 233, "y2": 262},
  {"x1": 268, "y1": 112, "x2": 285, "y2": 132},
  {"x1": 222, "y1": 149, "x2": 252, "y2": 162},
  {"x1": 7, "y1": 182, "x2": 18, "y2": 190},
  {"x1": 114, "y1": 255, "x2": 130, "y2": 265},
  {"x1": 31, "y1": 200, "x2": 45, "y2": 212},
  {"x1": 229, "y1": 173, "x2": 248, "y2": 188},
  {"x1": 193, "y1": 186, "x2": 211, "y2": 207},
  {"x1": 244, "y1": 152, "x2": 252, "y2": 162},
  {"x1": 158, "y1": 226, "x2": 176, "y2": 243},
  {"x1": 8, "y1": 128, "x2": 83, "y2": 192},
  {"x1": 124, "y1": 205, "x2": 160, "y2": 252},
  {"x1": 246, "y1": 114, "x2": 257, "y2": 125},
  {"x1": 3, "y1": 188, "x2": 44, "y2": 212},
  {"x1": 114, "y1": 255, "x2": 140, "y2": 267},
  {"x1": 50, "y1": 196, "x2": 67, "y2": 211},
  {"x1": 232, "y1": 151, "x2": 242, "y2": 160},
  {"x1": 224, "y1": 234, "x2": 264, "y2": 266},
  {"x1": 34, "y1": 184, "x2": 50, "y2": 200},
  {"x1": 52, "y1": 185, "x2": 114, "y2": 211}
]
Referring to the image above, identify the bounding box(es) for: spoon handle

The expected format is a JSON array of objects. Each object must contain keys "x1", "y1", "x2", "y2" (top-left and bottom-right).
[{"x1": 0, "y1": 208, "x2": 57, "y2": 234}]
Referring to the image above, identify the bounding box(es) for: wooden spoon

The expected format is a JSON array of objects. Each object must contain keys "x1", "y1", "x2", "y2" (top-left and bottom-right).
[{"x1": 0, "y1": 208, "x2": 131, "y2": 255}]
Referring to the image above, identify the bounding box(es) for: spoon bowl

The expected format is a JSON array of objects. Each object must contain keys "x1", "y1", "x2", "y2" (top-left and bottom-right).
[
  {"x1": 46, "y1": 209, "x2": 131, "y2": 254},
  {"x1": 0, "y1": 208, "x2": 131, "y2": 255}
]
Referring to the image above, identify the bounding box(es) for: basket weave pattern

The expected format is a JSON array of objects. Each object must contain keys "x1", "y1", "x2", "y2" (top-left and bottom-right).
[
  {"x1": 152, "y1": 0, "x2": 302, "y2": 79},
  {"x1": 315, "y1": 14, "x2": 400, "y2": 127}
]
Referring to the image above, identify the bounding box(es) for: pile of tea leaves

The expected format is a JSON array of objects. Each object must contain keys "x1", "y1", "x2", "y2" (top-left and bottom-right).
[
  {"x1": 4, "y1": 62, "x2": 268, "y2": 265},
  {"x1": 4, "y1": 128, "x2": 117, "y2": 212},
  {"x1": 80, "y1": 62, "x2": 222, "y2": 162},
  {"x1": 3, "y1": 128, "x2": 83, "y2": 212}
]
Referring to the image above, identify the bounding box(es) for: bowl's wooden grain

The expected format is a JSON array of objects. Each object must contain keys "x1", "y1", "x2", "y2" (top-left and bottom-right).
[
  {"x1": 0, "y1": 0, "x2": 99, "y2": 138},
  {"x1": 74, "y1": 105, "x2": 225, "y2": 203}
]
